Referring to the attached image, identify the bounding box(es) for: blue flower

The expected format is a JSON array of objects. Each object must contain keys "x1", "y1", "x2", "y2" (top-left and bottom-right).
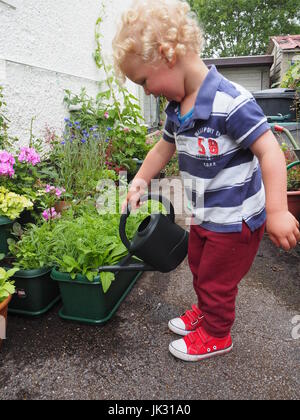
[
  {"x1": 81, "y1": 139, "x2": 87, "y2": 144},
  {"x1": 61, "y1": 141, "x2": 65, "y2": 145},
  {"x1": 107, "y1": 127, "x2": 112, "y2": 132}
]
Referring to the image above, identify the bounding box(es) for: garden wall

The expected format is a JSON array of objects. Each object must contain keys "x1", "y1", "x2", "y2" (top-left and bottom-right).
[{"x1": 0, "y1": 0, "x2": 138, "y2": 145}]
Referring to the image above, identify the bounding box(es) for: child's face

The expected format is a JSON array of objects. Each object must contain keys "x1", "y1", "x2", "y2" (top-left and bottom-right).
[{"x1": 121, "y1": 54, "x2": 186, "y2": 103}]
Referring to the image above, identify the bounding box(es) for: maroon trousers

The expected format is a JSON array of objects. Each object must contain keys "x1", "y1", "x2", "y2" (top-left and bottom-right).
[{"x1": 188, "y1": 221, "x2": 265, "y2": 338}]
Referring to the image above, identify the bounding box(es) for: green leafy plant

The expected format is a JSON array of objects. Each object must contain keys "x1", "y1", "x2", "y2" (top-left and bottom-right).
[
  {"x1": 281, "y1": 143, "x2": 300, "y2": 191},
  {"x1": 94, "y1": 12, "x2": 151, "y2": 175},
  {"x1": 8, "y1": 220, "x2": 56, "y2": 270},
  {"x1": 8, "y1": 198, "x2": 152, "y2": 292},
  {"x1": 0, "y1": 267, "x2": 18, "y2": 303},
  {"x1": 0, "y1": 187, "x2": 33, "y2": 220},
  {"x1": 47, "y1": 118, "x2": 108, "y2": 199},
  {"x1": 287, "y1": 167, "x2": 300, "y2": 191},
  {"x1": 281, "y1": 61, "x2": 300, "y2": 123}
]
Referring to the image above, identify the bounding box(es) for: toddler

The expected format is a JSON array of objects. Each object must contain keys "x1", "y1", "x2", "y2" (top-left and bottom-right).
[{"x1": 112, "y1": 0, "x2": 300, "y2": 361}]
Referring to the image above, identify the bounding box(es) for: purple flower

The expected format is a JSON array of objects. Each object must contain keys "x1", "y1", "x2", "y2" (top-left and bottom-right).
[
  {"x1": 45, "y1": 184, "x2": 55, "y2": 193},
  {"x1": 42, "y1": 208, "x2": 61, "y2": 221},
  {"x1": 0, "y1": 151, "x2": 15, "y2": 165},
  {"x1": 55, "y1": 187, "x2": 65, "y2": 198},
  {"x1": 0, "y1": 162, "x2": 14, "y2": 177}
]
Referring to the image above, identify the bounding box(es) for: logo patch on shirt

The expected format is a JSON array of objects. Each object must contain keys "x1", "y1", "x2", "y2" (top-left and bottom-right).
[{"x1": 198, "y1": 137, "x2": 219, "y2": 156}]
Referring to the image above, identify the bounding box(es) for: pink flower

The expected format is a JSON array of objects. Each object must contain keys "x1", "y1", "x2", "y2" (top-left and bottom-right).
[
  {"x1": 18, "y1": 147, "x2": 41, "y2": 166},
  {"x1": 123, "y1": 127, "x2": 130, "y2": 133},
  {"x1": 45, "y1": 184, "x2": 55, "y2": 193},
  {"x1": 42, "y1": 208, "x2": 61, "y2": 221},
  {"x1": 45, "y1": 185, "x2": 65, "y2": 197},
  {"x1": 0, "y1": 162, "x2": 15, "y2": 177},
  {"x1": 55, "y1": 187, "x2": 66, "y2": 198},
  {"x1": 104, "y1": 112, "x2": 109, "y2": 120},
  {"x1": 0, "y1": 151, "x2": 15, "y2": 165}
]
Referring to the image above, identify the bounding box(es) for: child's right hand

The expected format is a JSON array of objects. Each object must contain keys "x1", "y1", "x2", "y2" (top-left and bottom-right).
[{"x1": 121, "y1": 178, "x2": 147, "y2": 213}]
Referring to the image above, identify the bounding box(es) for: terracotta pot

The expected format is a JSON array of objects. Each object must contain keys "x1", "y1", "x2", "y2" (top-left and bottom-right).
[
  {"x1": 0, "y1": 294, "x2": 12, "y2": 350},
  {"x1": 287, "y1": 190, "x2": 300, "y2": 220},
  {"x1": 54, "y1": 201, "x2": 71, "y2": 214}
]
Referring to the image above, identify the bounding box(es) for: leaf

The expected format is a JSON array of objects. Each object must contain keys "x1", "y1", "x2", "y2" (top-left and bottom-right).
[{"x1": 100, "y1": 272, "x2": 115, "y2": 293}]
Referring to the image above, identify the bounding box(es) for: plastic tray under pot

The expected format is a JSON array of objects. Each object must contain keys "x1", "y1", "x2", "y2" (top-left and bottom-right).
[
  {"x1": 51, "y1": 256, "x2": 143, "y2": 325},
  {"x1": 8, "y1": 267, "x2": 60, "y2": 317}
]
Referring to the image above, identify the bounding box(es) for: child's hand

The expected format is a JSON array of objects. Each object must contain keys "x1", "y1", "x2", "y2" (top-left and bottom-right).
[
  {"x1": 266, "y1": 211, "x2": 300, "y2": 250},
  {"x1": 121, "y1": 178, "x2": 147, "y2": 213}
]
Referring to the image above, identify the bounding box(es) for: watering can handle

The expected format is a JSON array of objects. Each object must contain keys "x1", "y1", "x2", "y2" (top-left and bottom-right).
[{"x1": 119, "y1": 193, "x2": 175, "y2": 251}]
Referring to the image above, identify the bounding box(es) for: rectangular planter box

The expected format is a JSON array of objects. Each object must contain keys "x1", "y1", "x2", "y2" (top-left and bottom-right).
[
  {"x1": 51, "y1": 256, "x2": 143, "y2": 325},
  {"x1": 8, "y1": 267, "x2": 60, "y2": 317}
]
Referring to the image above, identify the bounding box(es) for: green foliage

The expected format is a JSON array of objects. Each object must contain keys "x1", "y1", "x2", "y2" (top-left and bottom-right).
[
  {"x1": 188, "y1": 0, "x2": 300, "y2": 57},
  {"x1": 93, "y1": 12, "x2": 151, "y2": 174},
  {"x1": 281, "y1": 61, "x2": 300, "y2": 123},
  {"x1": 8, "y1": 221, "x2": 55, "y2": 269},
  {"x1": 0, "y1": 266, "x2": 18, "y2": 303},
  {"x1": 50, "y1": 116, "x2": 107, "y2": 199},
  {"x1": 287, "y1": 167, "x2": 300, "y2": 191},
  {"x1": 0, "y1": 187, "x2": 33, "y2": 220},
  {"x1": 281, "y1": 61, "x2": 300, "y2": 91},
  {"x1": 8, "y1": 199, "x2": 153, "y2": 292}
]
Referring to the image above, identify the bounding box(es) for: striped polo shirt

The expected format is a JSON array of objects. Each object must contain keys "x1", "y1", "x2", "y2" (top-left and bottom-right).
[{"x1": 163, "y1": 65, "x2": 270, "y2": 233}]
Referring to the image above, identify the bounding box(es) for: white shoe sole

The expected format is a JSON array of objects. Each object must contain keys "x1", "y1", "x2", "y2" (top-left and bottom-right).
[
  {"x1": 168, "y1": 320, "x2": 193, "y2": 336},
  {"x1": 169, "y1": 343, "x2": 233, "y2": 362}
]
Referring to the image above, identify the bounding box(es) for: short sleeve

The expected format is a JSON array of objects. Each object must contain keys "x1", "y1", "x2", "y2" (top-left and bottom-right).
[
  {"x1": 226, "y1": 95, "x2": 270, "y2": 149},
  {"x1": 163, "y1": 117, "x2": 176, "y2": 144}
]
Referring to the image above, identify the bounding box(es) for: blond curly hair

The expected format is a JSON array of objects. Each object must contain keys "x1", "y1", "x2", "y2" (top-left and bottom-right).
[{"x1": 112, "y1": 0, "x2": 204, "y2": 82}]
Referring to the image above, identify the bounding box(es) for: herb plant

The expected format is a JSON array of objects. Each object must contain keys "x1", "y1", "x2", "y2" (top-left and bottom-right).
[{"x1": 0, "y1": 267, "x2": 18, "y2": 303}]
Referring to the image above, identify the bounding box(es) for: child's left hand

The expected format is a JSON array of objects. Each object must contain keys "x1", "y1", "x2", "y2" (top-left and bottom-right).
[{"x1": 266, "y1": 210, "x2": 300, "y2": 250}]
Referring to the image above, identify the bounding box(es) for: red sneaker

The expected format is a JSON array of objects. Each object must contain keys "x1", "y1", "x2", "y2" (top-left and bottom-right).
[
  {"x1": 169, "y1": 327, "x2": 233, "y2": 362},
  {"x1": 168, "y1": 305, "x2": 204, "y2": 336}
]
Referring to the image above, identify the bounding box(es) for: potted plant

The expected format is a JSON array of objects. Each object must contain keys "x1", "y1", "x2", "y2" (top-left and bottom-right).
[
  {"x1": 48, "y1": 200, "x2": 148, "y2": 324},
  {"x1": 287, "y1": 161, "x2": 300, "y2": 220},
  {"x1": 0, "y1": 186, "x2": 33, "y2": 255},
  {"x1": 0, "y1": 267, "x2": 18, "y2": 349},
  {"x1": 4, "y1": 220, "x2": 60, "y2": 317}
]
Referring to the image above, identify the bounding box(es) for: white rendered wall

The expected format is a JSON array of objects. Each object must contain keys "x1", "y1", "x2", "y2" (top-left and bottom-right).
[{"x1": 0, "y1": 0, "x2": 139, "y2": 145}]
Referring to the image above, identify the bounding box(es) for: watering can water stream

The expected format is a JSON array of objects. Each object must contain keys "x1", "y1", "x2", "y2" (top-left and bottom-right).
[{"x1": 98, "y1": 194, "x2": 189, "y2": 274}]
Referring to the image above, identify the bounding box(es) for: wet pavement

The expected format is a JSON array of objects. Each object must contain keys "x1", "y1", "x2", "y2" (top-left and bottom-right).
[{"x1": 0, "y1": 178, "x2": 300, "y2": 400}]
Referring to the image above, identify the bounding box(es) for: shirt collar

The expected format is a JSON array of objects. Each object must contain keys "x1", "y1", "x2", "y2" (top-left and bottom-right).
[{"x1": 165, "y1": 65, "x2": 223, "y2": 123}]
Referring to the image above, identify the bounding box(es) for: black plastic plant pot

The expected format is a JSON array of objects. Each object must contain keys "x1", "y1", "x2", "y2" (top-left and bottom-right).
[
  {"x1": 0, "y1": 216, "x2": 14, "y2": 255},
  {"x1": 50, "y1": 256, "x2": 143, "y2": 325},
  {"x1": 8, "y1": 267, "x2": 60, "y2": 317}
]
